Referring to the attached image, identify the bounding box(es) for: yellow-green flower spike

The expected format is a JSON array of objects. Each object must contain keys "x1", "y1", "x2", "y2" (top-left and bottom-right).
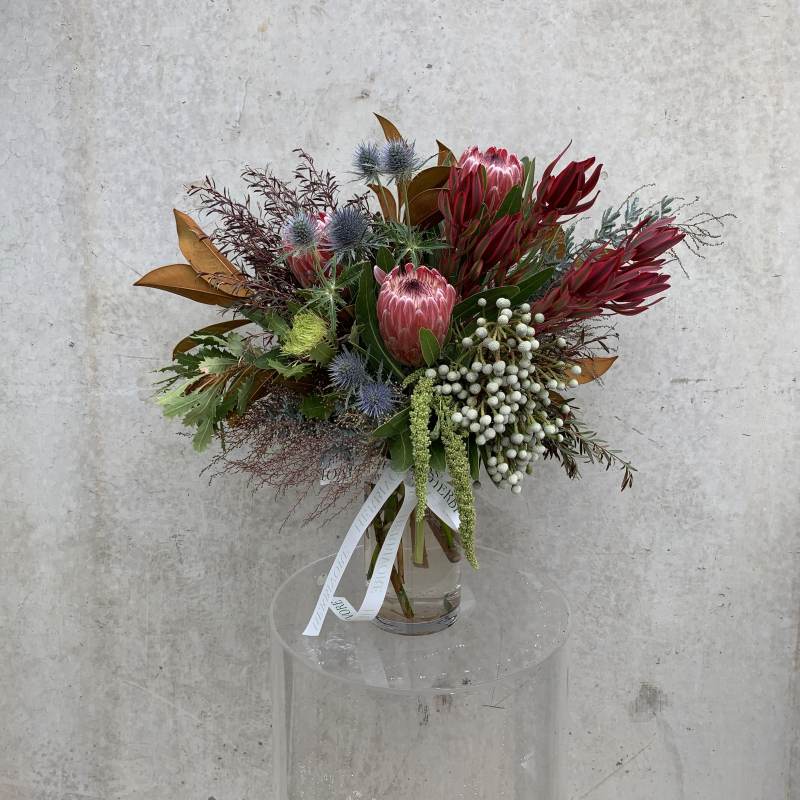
[
  {"x1": 409, "y1": 376, "x2": 433, "y2": 562},
  {"x1": 282, "y1": 311, "x2": 329, "y2": 357},
  {"x1": 437, "y1": 396, "x2": 478, "y2": 569}
]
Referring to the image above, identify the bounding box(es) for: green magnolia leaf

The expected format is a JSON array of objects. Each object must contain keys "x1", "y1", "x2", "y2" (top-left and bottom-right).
[
  {"x1": 355, "y1": 264, "x2": 404, "y2": 378},
  {"x1": 418, "y1": 328, "x2": 440, "y2": 367},
  {"x1": 370, "y1": 407, "x2": 410, "y2": 439},
  {"x1": 495, "y1": 184, "x2": 522, "y2": 219},
  {"x1": 299, "y1": 395, "x2": 330, "y2": 420},
  {"x1": 513, "y1": 267, "x2": 555, "y2": 302},
  {"x1": 452, "y1": 286, "x2": 521, "y2": 323},
  {"x1": 389, "y1": 429, "x2": 414, "y2": 471}
]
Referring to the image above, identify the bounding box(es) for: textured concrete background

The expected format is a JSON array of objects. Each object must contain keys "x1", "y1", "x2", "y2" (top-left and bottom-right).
[{"x1": 2, "y1": 1, "x2": 798, "y2": 798}]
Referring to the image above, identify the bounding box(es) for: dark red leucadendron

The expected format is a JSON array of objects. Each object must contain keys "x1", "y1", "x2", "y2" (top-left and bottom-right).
[
  {"x1": 533, "y1": 147, "x2": 602, "y2": 223},
  {"x1": 533, "y1": 216, "x2": 686, "y2": 333}
]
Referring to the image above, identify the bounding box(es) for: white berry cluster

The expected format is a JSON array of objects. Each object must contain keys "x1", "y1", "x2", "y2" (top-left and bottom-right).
[{"x1": 426, "y1": 296, "x2": 583, "y2": 494}]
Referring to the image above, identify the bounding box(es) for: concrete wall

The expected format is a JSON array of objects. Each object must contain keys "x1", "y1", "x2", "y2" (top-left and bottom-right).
[{"x1": 2, "y1": 1, "x2": 798, "y2": 798}]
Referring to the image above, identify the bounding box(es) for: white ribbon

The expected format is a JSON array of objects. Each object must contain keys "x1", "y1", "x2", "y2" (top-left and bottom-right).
[{"x1": 302, "y1": 464, "x2": 461, "y2": 637}]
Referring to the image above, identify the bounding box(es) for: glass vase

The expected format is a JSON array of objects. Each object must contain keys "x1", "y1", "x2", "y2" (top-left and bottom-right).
[{"x1": 364, "y1": 483, "x2": 462, "y2": 635}]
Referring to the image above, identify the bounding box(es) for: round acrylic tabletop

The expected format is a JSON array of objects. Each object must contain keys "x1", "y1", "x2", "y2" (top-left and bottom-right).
[{"x1": 270, "y1": 546, "x2": 570, "y2": 696}]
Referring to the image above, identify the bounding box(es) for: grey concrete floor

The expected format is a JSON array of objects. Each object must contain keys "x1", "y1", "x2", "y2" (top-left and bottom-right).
[{"x1": 1, "y1": 1, "x2": 798, "y2": 798}]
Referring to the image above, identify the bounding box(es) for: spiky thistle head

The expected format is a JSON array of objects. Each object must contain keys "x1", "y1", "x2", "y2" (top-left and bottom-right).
[
  {"x1": 353, "y1": 141, "x2": 381, "y2": 181},
  {"x1": 379, "y1": 138, "x2": 421, "y2": 180},
  {"x1": 326, "y1": 206, "x2": 369, "y2": 252},
  {"x1": 355, "y1": 379, "x2": 398, "y2": 419},
  {"x1": 282, "y1": 311, "x2": 329, "y2": 357},
  {"x1": 282, "y1": 211, "x2": 319, "y2": 249},
  {"x1": 328, "y1": 349, "x2": 369, "y2": 392}
]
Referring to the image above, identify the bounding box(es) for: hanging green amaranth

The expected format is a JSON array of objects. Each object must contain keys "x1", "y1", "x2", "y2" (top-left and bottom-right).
[
  {"x1": 437, "y1": 396, "x2": 478, "y2": 569},
  {"x1": 409, "y1": 375, "x2": 434, "y2": 563}
]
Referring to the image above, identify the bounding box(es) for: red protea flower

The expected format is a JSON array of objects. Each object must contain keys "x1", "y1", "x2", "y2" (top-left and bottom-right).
[
  {"x1": 533, "y1": 216, "x2": 685, "y2": 333},
  {"x1": 374, "y1": 263, "x2": 457, "y2": 366},
  {"x1": 282, "y1": 211, "x2": 332, "y2": 287},
  {"x1": 534, "y1": 146, "x2": 602, "y2": 222}
]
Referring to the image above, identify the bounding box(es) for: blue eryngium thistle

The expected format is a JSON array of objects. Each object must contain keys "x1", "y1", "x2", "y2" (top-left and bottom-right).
[
  {"x1": 379, "y1": 138, "x2": 420, "y2": 180},
  {"x1": 328, "y1": 349, "x2": 368, "y2": 392},
  {"x1": 282, "y1": 211, "x2": 317, "y2": 249},
  {"x1": 355, "y1": 380, "x2": 398, "y2": 419},
  {"x1": 353, "y1": 141, "x2": 381, "y2": 181},
  {"x1": 326, "y1": 206, "x2": 368, "y2": 251}
]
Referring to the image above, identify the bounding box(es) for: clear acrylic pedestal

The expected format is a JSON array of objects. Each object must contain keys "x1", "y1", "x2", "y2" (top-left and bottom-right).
[{"x1": 270, "y1": 547, "x2": 570, "y2": 799}]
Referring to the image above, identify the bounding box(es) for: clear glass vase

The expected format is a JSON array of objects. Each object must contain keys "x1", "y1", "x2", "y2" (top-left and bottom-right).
[{"x1": 364, "y1": 483, "x2": 462, "y2": 635}]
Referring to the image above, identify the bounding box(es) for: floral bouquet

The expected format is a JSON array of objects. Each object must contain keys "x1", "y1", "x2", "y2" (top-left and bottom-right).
[{"x1": 137, "y1": 114, "x2": 722, "y2": 635}]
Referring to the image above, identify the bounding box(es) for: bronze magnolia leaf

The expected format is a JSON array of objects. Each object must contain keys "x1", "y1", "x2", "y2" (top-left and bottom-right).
[
  {"x1": 436, "y1": 140, "x2": 455, "y2": 166},
  {"x1": 409, "y1": 186, "x2": 446, "y2": 228},
  {"x1": 406, "y1": 166, "x2": 450, "y2": 227},
  {"x1": 173, "y1": 209, "x2": 250, "y2": 298},
  {"x1": 407, "y1": 165, "x2": 451, "y2": 201},
  {"x1": 368, "y1": 183, "x2": 399, "y2": 222},
  {"x1": 134, "y1": 264, "x2": 236, "y2": 307},
  {"x1": 374, "y1": 113, "x2": 402, "y2": 141},
  {"x1": 572, "y1": 355, "x2": 618, "y2": 384},
  {"x1": 172, "y1": 319, "x2": 250, "y2": 359}
]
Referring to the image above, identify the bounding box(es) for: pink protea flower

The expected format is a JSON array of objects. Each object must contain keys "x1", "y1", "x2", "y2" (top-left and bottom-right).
[
  {"x1": 457, "y1": 146, "x2": 524, "y2": 215},
  {"x1": 374, "y1": 263, "x2": 457, "y2": 366},
  {"x1": 441, "y1": 146, "x2": 524, "y2": 244},
  {"x1": 282, "y1": 211, "x2": 332, "y2": 287}
]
